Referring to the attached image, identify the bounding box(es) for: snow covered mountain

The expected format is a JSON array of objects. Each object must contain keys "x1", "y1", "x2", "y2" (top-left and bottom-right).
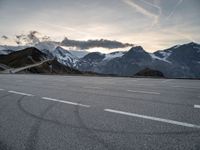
[
  {"x1": 52, "y1": 46, "x2": 80, "y2": 68},
  {"x1": 151, "y1": 42, "x2": 200, "y2": 78},
  {"x1": 1, "y1": 32, "x2": 200, "y2": 78},
  {"x1": 76, "y1": 43, "x2": 200, "y2": 78},
  {"x1": 0, "y1": 31, "x2": 128, "y2": 63}
]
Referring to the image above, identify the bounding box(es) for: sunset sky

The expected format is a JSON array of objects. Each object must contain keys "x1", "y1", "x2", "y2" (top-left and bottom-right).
[{"x1": 0, "y1": 0, "x2": 200, "y2": 52}]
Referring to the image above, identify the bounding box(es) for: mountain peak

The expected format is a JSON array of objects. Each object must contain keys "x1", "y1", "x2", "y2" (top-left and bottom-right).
[
  {"x1": 129, "y1": 46, "x2": 145, "y2": 52},
  {"x1": 188, "y1": 42, "x2": 198, "y2": 45}
]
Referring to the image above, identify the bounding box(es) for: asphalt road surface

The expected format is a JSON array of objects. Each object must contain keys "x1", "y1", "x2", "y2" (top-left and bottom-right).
[{"x1": 0, "y1": 74, "x2": 200, "y2": 150}]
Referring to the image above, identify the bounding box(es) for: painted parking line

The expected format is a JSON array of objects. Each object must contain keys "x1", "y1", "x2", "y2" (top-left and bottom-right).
[
  {"x1": 0, "y1": 88, "x2": 5, "y2": 91},
  {"x1": 127, "y1": 90, "x2": 160, "y2": 95},
  {"x1": 172, "y1": 86, "x2": 200, "y2": 89},
  {"x1": 42, "y1": 97, "x2": 90, "y2": 108},
  {"x1": 194, "y1": 105, "x2": 200, "y2": 109},
  {"x1": 8, "y1": 90, "x2": 34, "y2": 96},
  {"x1": 104, "y1": 109, "x2": 200, "y2": 129}
]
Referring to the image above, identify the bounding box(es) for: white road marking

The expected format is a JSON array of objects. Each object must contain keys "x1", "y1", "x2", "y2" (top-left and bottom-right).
[
  {"x1": 84, "y1": 86, "x2": 103, "y2": 90},
  {"x1": 194, "y1": 105, "x2": 200, "y2": 109},
  {"x1": 127, "y1": 90, "x2": 160, "y2": 95},
  {"x1": 42, "y1": 97, "x2": 90, "y2": 108},
  {"x1": 0, "y1": 88, "x2": 5, "y2": 91},
  {"x1": 104, "y1": 109, "x2": 200, "y2": 129},
  {"x1": 8, "y1": 90, "x2": 34, "y2": 96},
  {"x1": 172, "y1": 86, "x2": 200, "y2": 89}
]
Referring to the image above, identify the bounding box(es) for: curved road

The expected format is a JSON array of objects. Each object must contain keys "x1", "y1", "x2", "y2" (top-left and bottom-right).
[{"x1": 1, "y1": 59, "x2": 51, "y2": 74}]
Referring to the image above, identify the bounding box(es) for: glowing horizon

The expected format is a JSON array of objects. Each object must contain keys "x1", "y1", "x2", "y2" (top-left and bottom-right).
[{"x1": 0, "y1": 0, "x2": 200, "y2": 52}]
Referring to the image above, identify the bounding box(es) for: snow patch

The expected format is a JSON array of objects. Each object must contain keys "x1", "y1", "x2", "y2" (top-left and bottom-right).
[
  {"x1": 173, "y1": 45, "x2": 181, "y2": 49},
  {"x1": 150, "y1": 53, "x2": 171, "y2": 64},
  {"x1": 158, "y1": 51, "x2": 172, "y2": 58},
  {"x1": 103, "y1": 52, "x2": 125, "y2": 61},
  {"x1": 53, "y1": 47, "x2": 80, "y2": 68}
]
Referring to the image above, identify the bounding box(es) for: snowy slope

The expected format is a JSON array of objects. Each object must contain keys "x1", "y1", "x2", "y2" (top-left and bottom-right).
[
  {"x1": 150, "y1": 53, "x2": 171, "y2": 63},
  {"x1": 52, "y1": 46, "x2": 80, "y2": 68},
  {"x1": 103, "y1": 51, "x2": 125, "y2": 61}
]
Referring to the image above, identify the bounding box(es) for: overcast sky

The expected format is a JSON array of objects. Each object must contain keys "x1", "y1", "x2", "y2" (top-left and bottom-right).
[{"x1": 0, "y1": 0, "x2": 200, "y2": 51}]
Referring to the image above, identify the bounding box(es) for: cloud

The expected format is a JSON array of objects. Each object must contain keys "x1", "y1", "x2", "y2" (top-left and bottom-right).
[
  {"x1": 165, "y1": 0, "x2": 183, "y2": 20},
  {"x1": 122, "y1": 0, "x2": 161, "y2": 25},
  {"x1": 61, "y1": 38, "x2": 134, "y2": 49}
]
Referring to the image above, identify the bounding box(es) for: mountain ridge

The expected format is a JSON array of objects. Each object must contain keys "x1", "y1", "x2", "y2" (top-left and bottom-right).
[{"x1": 0, "y1": 33, "x2": 200, "y2": 78}]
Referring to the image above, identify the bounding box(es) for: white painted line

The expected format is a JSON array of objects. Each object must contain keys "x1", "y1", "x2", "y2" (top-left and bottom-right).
[
  {"x1": 172, "y1": 86, "x2": 200, "y2": 89},
  {"x1": 42, "y1": 97, "x2": 90, "y2": 108},
  {"x1": 0, "y1": 88, "x2": 5, "y2": 91},
  {"x1": 194, "y1": 105, "x2": 200, "y2": 109},
  {"x1": 104, "y1": 109, "x2": 200, "y2": 129},
  {"x1": 127, "y1": 90, "x2": 160, "y2": 95},
  {"x1": 8, "y1": 90, "x2": 34, "y2": 97}
]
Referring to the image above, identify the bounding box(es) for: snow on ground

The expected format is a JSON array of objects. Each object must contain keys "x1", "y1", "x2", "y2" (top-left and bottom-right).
[
  {"x1": 53, "y1": 47, "x2": 80, "y2": 67},
  {"x1": 158, "y1": 51, "x2": 172, "y2": 59},
  {"x1": 103, "y1": 52, "x2": 125, "y2": 60},
  {"x1": 150, "y1": 53, "x2": 172, "y2": 64},
  {"x1": 172, "y1": 45, "x2": 181, "y2": 49}
]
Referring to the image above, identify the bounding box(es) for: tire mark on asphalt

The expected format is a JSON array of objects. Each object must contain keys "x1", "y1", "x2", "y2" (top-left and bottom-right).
[
  {"x1": 10, "y1": 83, "x2": 194, "y2": 108},
  {"x1": 17, "y1": 96, "x2": 56, "y2": 150},
  {"x1": 16, "y1": 100, "x2": 200, "y2": 136},
  {"x1": 73, "y1": 104, "x2": 115, "y2": 150}
]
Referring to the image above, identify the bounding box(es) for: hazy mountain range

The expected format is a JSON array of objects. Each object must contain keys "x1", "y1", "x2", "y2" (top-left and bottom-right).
[{"x1": 0, "y1": 31, "x2": 200, "y2": 78}]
